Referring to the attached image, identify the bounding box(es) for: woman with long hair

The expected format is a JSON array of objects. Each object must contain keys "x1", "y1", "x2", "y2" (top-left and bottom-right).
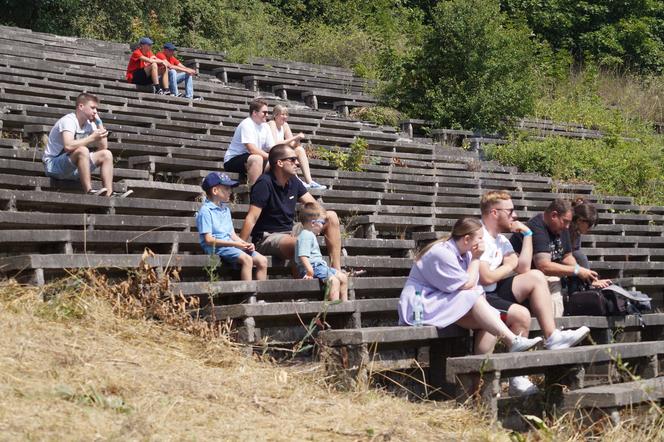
[
  {"x1": 398, "y1": 217, "x2": 542, "y2": 354},
  {"x1": 268, "y1": 105, "x2": 326, "y2": 190}
]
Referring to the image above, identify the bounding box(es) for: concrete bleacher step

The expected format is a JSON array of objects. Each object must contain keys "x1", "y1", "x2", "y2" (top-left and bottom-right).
[
  {"x1": 445, "y1": 341, "x2": 664, "y2": 418},
  {"x1": 562, "y1": 376, "x2": 664, "y2": 424}
]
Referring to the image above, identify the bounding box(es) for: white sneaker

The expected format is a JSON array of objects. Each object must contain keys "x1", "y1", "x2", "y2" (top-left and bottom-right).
[
  {"x1": 308, "y1": 180, "x2": 327, "y2": 190},
  {"x1": 509, "y1": 335, "x2": 542, "y2": 353},
  {"x1": 545, "y1": 326, "x2": 590, "y2": 350},
  {"x1": 508, "y1": 376, "x2": 539, "y2": 397}
]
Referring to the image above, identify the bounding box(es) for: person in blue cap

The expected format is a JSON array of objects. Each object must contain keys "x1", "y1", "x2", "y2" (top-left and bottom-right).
[
  {"x1": 125, "y1": 37, "x2": 170, "y2": 94},
  {"x1": 156, "y1": 42, "x2": 200, "y2": 99},
  {"x1": 196, "y1": 172, "x2": 268, "y2": 281}
]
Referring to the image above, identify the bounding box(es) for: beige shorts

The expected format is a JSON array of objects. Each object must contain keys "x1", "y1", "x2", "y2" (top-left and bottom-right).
[{"x1": 255, "y1": 232, "x2": 293, "y2": 256}]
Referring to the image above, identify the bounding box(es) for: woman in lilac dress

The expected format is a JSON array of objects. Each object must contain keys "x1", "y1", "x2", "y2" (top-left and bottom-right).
[{"x1": 399, "y1": 217, "x2": 541, "y2": 353}]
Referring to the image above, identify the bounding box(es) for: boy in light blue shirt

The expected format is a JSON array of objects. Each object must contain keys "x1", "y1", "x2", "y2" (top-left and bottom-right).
[
  {"x1": 295, "y1": 203, "x2": 348, "y2": 301},
  {"x1": 196, "y1": 172, "x2": 267, "y2": 281}
]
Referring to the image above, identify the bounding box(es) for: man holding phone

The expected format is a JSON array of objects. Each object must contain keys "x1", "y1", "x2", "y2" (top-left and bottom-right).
[{"x1": 43, "y1": 92, "x2": 130, "y2": 197}]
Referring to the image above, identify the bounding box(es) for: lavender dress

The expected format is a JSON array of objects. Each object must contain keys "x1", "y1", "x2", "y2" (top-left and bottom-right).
[{"x1": 398, "y1": 240, "x2": 492, "y2": 328}]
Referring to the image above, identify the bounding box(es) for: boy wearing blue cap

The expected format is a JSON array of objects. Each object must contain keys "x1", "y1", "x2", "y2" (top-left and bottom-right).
[{"x1": 196, "y1": 172, "x2": 268, "y2": 281}]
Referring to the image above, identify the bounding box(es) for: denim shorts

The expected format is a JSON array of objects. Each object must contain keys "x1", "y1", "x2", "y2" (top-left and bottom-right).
[
  {"x1": 216, "y1": 246, "x2": 257, "y2": 267},
  {"x1": 44, "y1": 152, "x2": 97, "y2": 180},
  {"x1": 300, "y1": 261, "x2": 336, "y2": 282}
]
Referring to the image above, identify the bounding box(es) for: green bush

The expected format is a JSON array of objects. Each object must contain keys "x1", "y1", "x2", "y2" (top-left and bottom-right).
[
  {"x1": 317, "y1": 138, "x2": 369, "y2": 172},
  {"x1": 384, "y1": 0, "x2": 539, "y2": 131},
  {"x1": 349, "y1": 106, "x2": 402, "y2": 128}
]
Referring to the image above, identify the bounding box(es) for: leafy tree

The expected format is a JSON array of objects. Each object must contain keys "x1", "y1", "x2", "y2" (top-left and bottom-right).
[
  {"x1": 385, "y1": 0, "x2": 539, "y2": 131},
  {"x1": 501, "y1": 0, "x2": 664, "y2": 74}
]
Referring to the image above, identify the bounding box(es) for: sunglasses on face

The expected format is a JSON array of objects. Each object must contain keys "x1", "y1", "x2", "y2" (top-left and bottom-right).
[
  {"x1": 312, "y1": 219, "x2": 326, "y2": 225},
  {"x1": 495, "y1": 208, "x2": 515, "y2": 216},
  {"x1": 279, "y1": 156, "x2": 298, "y2": 163},
  {"x1": 259, "y1": 110, "x2": 268, "y2": 115}
]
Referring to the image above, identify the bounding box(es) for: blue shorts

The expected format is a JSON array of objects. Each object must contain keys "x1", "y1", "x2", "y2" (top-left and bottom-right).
[
  {"x1": 300, "y1": 261, "x2": 337, "y2": 282},
  {"x1": 44, "y1": 152, "x2": 98, "y2": 180},
  {"x1": 216, "y1": 246, "x2": 257, "y2": 267}
]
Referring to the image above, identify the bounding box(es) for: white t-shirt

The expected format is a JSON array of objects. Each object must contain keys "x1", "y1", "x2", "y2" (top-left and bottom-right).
[
  {"x1": 274, "y1": 125, "x2": 285, "y2": 142},
  {"x1": 479, "y1": 225, "x2": 515, "y2": 292},
  {"x1": 43, "y1": 113, "x2": 97, "y2": 161},
  {"x1": 224, "y1": 117, "x2": 275, "y2": 163}
]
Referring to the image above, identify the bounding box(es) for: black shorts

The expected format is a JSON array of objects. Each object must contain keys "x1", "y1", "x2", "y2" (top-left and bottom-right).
[
  {"x1": 131, "y1": 69, "x2": 152, "y2": 85},
  {"x1": 223, "y1": 153, "x2": 267, "y2": 177},
  {"x1": 485, "y1": 275, "x2": 530, "y2": 313},
  {"x1": 223, "y1": 153, "x2": 251, "y2": 174}
]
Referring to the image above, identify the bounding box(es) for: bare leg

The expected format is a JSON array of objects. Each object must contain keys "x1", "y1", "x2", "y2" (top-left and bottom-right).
[
  {"x1": 238, "y1": 254, "x2": 253, "y2": 281},
  {"x1": 294, "y1": 145, "x2": 313, "y2": 184},
  {"x1": 505, "y1": 304, "x2": 532, "y2": 338},
  {"x1": 70, "y1": 146, "x2": 92, "y2": 192},
  {"x1": 327, "y1": 276, "x2": 340, "y2": 301},
  {"x1": 474, "y1": 329, "x2": 497, "y2": 354},
  {"x1": 146, "y1": 63, "x2": 159, "y2": 85},
  {"x1": 512, "y1": 270, "x2": 556, "y2": 338},
  {"x1": 277, "y1": 235, "x2": 296, "y2": 261},
  {"x1": 455, "y1": 297, "x2": 517, "y2": 345},
  {"x1": 322, "y1": 210, "x2": 341, "y2": 270},
  {"x1": 336, "y1": 271, "x2": 348, "y2": 301},
  {"x1": 253, "y1": 254, "x2": 268, "y2": 281},
  {"x1": 92, "y1": 150, "x2": 114, "y2": 196},
  {"x1": 246, "y1": 154, "x2": 265, "y2": 186},
  {"x1": 159, "y1": 66, "x2": 169, "y2": 90}
]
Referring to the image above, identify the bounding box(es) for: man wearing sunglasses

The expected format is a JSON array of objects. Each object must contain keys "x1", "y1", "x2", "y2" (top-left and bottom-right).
[
  {"x1": 224, "y1": 98, "x2": 275, "y2": 185},
  {"x1": 479, "y1": 191, "x2": 591, "y2": 396},
  {"x1": 239, "y1": 144, "x2": 342, "y2": 271}
]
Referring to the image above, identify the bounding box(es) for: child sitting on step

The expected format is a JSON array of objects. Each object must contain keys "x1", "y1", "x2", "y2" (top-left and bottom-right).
[
  {"x1": 295, "y1": 203, "x2": 348, "y2": 301},
  {"x1": 196, "y1": 172, "x2": 268, "y2": 281}
]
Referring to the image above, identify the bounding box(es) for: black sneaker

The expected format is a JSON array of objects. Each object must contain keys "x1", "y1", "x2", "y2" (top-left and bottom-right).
[{"x1": 155, "y1": 88, "x2": 167, "y2": 95}]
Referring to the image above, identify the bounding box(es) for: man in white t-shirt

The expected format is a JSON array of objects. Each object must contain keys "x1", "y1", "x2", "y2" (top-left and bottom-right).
[
  {"x1": 479, "y1": 190, "x2": 590, "y2": 396},
  {"x1": 43, "y1": 92, "x2": 126, "y2": 197},
  {"x1": 223, "y1": 98, "x2": 275, "y2": 185}
]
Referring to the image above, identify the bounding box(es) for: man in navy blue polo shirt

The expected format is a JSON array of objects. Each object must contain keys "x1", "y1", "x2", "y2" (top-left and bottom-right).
[{"x1": 239, "y1": 144, "x2": 342, "y2": 271}]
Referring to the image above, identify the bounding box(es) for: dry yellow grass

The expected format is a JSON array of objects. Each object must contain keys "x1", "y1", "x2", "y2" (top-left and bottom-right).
[
  {"x1": 1, "y1": 273, "x2": 661, "y2": 442},
  {"x1": 0, "y1": 279, "x2": 503, "y2": 441}
]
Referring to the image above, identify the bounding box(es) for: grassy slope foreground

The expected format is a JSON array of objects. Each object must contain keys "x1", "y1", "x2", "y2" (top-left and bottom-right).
[{"x1": 0, "y1": 279, "x2": 497, "y2": 441}]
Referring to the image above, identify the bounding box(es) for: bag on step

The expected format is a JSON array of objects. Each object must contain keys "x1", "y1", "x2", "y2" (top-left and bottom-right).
[{"x1": 563, "y1": 284, "x2": 652, "y2": 319}]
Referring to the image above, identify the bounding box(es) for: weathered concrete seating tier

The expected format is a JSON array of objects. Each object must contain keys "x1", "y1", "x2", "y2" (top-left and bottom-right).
[
  {"x1": 445, "y1": 341, "x2": 664, "y2": 417},
  {"x1": 562, "y1": 376, "x2": 664, "y2": 424}
]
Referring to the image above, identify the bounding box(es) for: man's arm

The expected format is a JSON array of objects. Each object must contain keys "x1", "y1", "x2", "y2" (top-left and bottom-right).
[
  {"x1": 511, "y1": 221, "x2": 534, "y2": 273},
  {"x1": 478, "y1": 254, "x2": 518, "y2": 285},
  {"x1": 239, "y1": 204, "x2": 263, "y2": 241},
  {"x1": 533, "y1": 252, "x2": 598, "y2": 281},
  {"x1": 170, "y1": 62, "x2": 197, "y2": 75},
  {"x1": 244, "y1": 142, "x2": 269, "y2": 158},
  {"x1": 62, "y1": 130, "x2": 106, "y2": 153}
]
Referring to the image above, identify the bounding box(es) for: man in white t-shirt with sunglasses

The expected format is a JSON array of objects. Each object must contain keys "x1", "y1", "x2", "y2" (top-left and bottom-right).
[{"x1": 479, "y1": 190, "x2": 590, "y2": 396}]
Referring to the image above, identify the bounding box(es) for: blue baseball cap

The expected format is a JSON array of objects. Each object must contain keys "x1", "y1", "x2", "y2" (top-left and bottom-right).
[
  {"x1": 163, "y1": 42, "x2": 177, "y2": 50},
  {"x1": 202, "y1": 172, "x2": 239, "y2": 191},
  {"x1": 139, "y1": 37, "x2": 153, "y2": 45}
]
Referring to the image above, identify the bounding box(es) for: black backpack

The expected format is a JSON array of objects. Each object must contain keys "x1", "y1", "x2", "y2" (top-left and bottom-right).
[{"x1": 563, "y1": 284, "x2": 651, "y2": 322}]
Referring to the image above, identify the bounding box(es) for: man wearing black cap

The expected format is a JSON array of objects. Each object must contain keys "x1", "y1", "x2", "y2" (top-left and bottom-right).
[
  {"x1": 156, "y1": 42, "x2": 199, "y2": 99},
  {"x1": 125, "y1": 37, "x2": 169, "y2": 94}
]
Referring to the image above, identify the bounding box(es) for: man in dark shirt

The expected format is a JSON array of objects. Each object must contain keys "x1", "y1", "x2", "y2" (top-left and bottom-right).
[
  {"x1": 510, "y1": 198, "x2": 598, "y2": 283},
  {"x1": 239, "y1": 144, "x2": 342, "y2": 271}
]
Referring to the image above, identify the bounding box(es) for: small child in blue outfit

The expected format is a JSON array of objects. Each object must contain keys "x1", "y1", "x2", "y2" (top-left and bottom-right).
[
  {"x1": 295, "y1": 203, "x2": 348, "y2": 301},
  {"x1": 196, "y1": 172, "x2": 268, "y2": 281}
]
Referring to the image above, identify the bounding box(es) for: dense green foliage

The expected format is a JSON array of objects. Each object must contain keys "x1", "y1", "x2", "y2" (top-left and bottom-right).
[
  {"x1": 382, "y1": 0, "x2": 540, "y2": 131},
  {"x1": 489, "y1": 72, "x2": 664, "y2": 204},
  {"x1": 502, "y1": 0, "x2": 664, "y2": 74},
  {"x1": 350, "y1": 107, "x2": 402, "y2": 128}
]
